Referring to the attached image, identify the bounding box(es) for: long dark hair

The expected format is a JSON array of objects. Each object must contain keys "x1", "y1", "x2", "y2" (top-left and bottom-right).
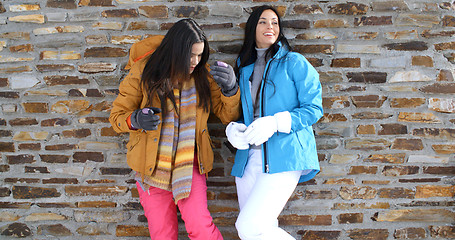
[
  {"x1": 234, "y1": 5, "x2": 291, "y2": 77},
  {"x1": 141, "y1": 18, "x2": 211, "y2": 113}
]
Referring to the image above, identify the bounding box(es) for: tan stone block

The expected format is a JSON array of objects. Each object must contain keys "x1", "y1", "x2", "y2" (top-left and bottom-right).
[
  {"x1": 389, "y1": 71, "x2": 431, "y2": 82},
  {"x1": 352, "y1": 31, "x2": 378, "y2": 40},
  {"x1": 329, "y1": 154, "x2": 359, "y2": 164},
  {"x1": 138, "y1": 6, "x2": 168, "y2": 18},
  {"x1": 412, "y1": 55, "x2": 433, "y2": 67},
  {"x1": 364, "y1": 153, "x2": 406, "y2": 164},
  {"x1": 435, "y1": 41, "x2": 455, "y2": 51},
  {"x1": 78, "y1": 141, "x2": 119, "y2": 150},
  {"x1": 25, "y1": 213, "x2": 66, "y2": 221},
  {"x1": 415, "y1": 185, "x2": 454, "y2": 198},
  {"x1": 0, "y1": 212, "x2": 20, "y2": 221},
  {"x1": 116, "y1": 225, "x2": 149, "y2": 237},
  {"x1": 25, "y1": 90, "x2": 66, "y2": 96},
  {"x1": 92, "y1": 22, "x2": 123, "y2": 31},
  {"x1": 396, "y1": 14, "x2": 440, "y2": 27},
  {"x1": 111, "y1": 35, "x2": 141, "y2": 44},
  {"x1": 346, "y1": 138, "x2": 391, "y2": 151},
  {"x1": 65, "y1": 186, "x2": 127, "y2": 196},
  {"x1": 322, "y1": 96, "x2": 350, "y2": 109},
  {"x1": 13, "y1": 131, "x2": 48, "y2": 141},
  {"x1": 314, "y1": 19, "x2": 349, "y2": 28},
  {"x1": 340, "y1": 186, "x2": 377, "y2": 200},
  {"x1": 0, "y1": 56, "x2": 34, "y2": 63},
  {"x1": 77, "y1": 201, "x2": 116, "y2": 208},
  {"x1": 390, "y1": 98, "x2": 425, "y2": 108},
  {"x1": 375, "y1": 209, "x2": 455, "y2": 222},
  {"x1": 9, "y1": 14, "x2": 44, "y2": 23},
  {"x1": 296, "y1": 31, "x2": 337, "y2": 40},
  {"x1": 382, "y1": 166, "x2": 419, "y2": 176},
  {"x1": 323, "y1": 178, "x2": 355, "y2": 185},
  {"x1": 51, "y1": 100, "x2": 90, "y2": 114},
  {"x1": 337, "y1": 44, "x2": 381, "y2": 54},
  {"x1": 429, "y1": 225, "x2": 455, "y2": 238},
  {"x1": 40, "y1": 51, "x2": 81, "y2": 60},
  {"x1": 354, "y1": 16, "x2": 392, "y2": 26},
  {"x1": 78, "y1": 62, "x2": 116, "y2": 73},
  {"x1": 357, "y1": 125, "x2": 375, "y2": 134},
  {"x1": 398, "y1": 112, "x2": 441, "y2": 123},
  {"x1": 101, "y1": 9, "x2": 138, "y2": 18},
  {"x1": 385, "y1": 30, "x2": 418, "y2": 40},
  {"x1": 333, "y1": 202, "x2": 390, "y2": 210},
  {"x1": 362, "y1": 180, "x2": 390, "y2": 185},
  {"x1": 9, "y1": 4, "x2": 41, "y2": 12},
  {"x1": 349, "y1": 166, "x2": 378, "y2": 175},
  {"x1": 293, "y1": 4, "x2": 323, "y2": 14},
  {"x1": 0, "y1": 66, "x2": 32, "y2": 74},
  {"x1": 347, "y1": 229, "x2": 389, "y2": 240},
  {"x1": 378, "y1": 187, "x2": 415, "y2": 199}
]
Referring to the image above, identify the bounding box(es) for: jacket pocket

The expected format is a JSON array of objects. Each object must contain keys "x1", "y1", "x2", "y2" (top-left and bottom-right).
[{"x1": 198, "y1": 129, "x2": 214, "y2": 174}]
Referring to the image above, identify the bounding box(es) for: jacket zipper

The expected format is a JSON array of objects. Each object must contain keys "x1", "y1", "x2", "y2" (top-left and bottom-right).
[{"x1": 261, "y1": 57, "x2": 275, "y2": 174}]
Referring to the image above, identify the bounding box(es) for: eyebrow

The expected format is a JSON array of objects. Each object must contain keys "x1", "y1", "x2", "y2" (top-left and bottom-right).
[{"x1": 259, "y1": 17, "x2": 278, "y2": 20}]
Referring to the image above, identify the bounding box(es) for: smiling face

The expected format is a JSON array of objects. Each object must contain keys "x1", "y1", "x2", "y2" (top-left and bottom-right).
[
  {"x1": 255, "y1": 9, "x2": 280, "y2": 49},
  {"x1": 190, "y1": 42, "x2": 204, "y2": 74}
]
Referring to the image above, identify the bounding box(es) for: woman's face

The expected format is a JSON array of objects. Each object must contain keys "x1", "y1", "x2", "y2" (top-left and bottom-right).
[
  {"x1": 255, "y1": 9, "x2": 280, "y2": 49},
  {"x1": 190, "y1": 42, "x2": 204, "y2": 74}
]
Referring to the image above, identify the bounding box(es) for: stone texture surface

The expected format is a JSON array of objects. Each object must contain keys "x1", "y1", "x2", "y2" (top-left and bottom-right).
[{"x1": 0, "y1": 1, "x2": 454, "y2": 239}]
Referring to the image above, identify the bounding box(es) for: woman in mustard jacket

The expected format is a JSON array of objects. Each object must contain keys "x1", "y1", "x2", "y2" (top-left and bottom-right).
[{"x1": 110, "y1": 19, "x2": 240, "y2": 240}]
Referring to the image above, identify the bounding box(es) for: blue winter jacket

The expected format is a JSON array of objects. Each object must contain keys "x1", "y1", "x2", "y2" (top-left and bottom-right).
[{"x1": 231, "y1": 42, "x2": 323, "y2": 183}]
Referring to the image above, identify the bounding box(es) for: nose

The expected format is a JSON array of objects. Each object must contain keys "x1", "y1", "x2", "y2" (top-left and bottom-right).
[{"x1": 190, "y1": 56, "x2": 197, "y2": 66}]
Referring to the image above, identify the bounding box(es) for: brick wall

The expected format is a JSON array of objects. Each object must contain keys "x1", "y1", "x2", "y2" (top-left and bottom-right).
[{"x1": 0, "y1": 0, "x2": 454, "y2": 239}]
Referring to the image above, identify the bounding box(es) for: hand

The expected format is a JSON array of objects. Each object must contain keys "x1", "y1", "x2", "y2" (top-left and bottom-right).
[
  {"x1": 131, "y1": 107, "x2": 161, "y2": 131},
  {"x1": 244, "y1": 116, "x2": 277, "y2": 146},
  {"x1": 226, "y1": 122, "x2": 249, "y2": 150},
  {"x1": 244, "y1": 112, "x2": 292, "y2": 146},
  {"x1": 210, "y1": 61, "x2": 237, "y2": 96}
]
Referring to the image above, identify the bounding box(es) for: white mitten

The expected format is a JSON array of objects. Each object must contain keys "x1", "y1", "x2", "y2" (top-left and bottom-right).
[
  {"x1": 244, "y1": 111, "x2": 291, "y2": 146},
  {"x1": 226, "y1": 122, "x2": 249, "y2": 150}
]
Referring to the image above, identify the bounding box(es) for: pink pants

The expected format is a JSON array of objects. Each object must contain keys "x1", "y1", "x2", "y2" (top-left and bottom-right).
[{"x1": 136, "y1": 157, "x2": 223, "y2": 240}]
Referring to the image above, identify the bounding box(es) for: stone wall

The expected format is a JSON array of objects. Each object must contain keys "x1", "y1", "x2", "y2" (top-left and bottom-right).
[{"x1": 0, "y1": 0, "x2": 454, "y2": 239}]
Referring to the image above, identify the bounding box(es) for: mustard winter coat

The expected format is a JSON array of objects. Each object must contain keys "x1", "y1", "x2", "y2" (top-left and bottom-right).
[{"x1": 109, "y1": 37, "x2": 241, "y2": 176}]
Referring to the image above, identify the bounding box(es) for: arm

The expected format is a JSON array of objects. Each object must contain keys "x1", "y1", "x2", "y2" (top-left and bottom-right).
[{"x1": 209, "y1": 75, "x2": 241, "y2": 124}]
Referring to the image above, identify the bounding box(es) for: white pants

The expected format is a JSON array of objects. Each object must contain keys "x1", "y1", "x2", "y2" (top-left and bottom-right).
[{"x1": 235, "y1": 149, "x2": 301, "y2": 240}]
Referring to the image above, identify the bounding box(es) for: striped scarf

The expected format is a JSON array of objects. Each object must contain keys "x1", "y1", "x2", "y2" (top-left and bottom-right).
[{"x1": 138, "y1": 78, "x2": 197, "y2": 203}]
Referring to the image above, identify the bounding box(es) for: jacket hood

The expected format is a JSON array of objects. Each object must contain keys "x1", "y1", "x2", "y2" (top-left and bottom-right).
[{"x1": 125, "y1": 35, "x2": 164, "y2": 70}]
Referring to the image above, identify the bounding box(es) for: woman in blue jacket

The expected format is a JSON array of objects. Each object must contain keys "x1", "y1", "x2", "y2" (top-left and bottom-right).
[{"x1": 225, "y1": 5, "x2": 323, "y2": 239}]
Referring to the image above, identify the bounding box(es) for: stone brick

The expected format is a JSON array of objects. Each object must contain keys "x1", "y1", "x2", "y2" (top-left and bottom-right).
[
  {"x1": 65, "y1": 186, "x2": 128, "y2": 196},
  {"x1": 299, "y1": 230, "x2": 341, "y2": 240},
  {"x1": 46, "y1": 0, "x2": 76, "y2": 9},
  {"x1": 73, "y1": 152, "x2": 104, "y2": 163},
  {"x1": 374, "y1": 209, "x2": 455, "y2": 222},
  {"x1": 383, "y1": 41, "x2": 428, "y2": 51},
  {"x1": 84, "y1": 47, "x2": 127, "y2": 58},
  {"x1": 296, "y1": 31, "x2": 337, "y2": 40},
  {"x1": 35, "y1": 202, "x2": 75, "y2": 208},
  {"x1": 9, "y1": 118, "x2": 38, "y2": 126},
  {"x1": 43, "y1": 178, "x2": 78, "y2": 184},
  {"x1": 282, "y1": 20, "x2": 310, "y2": 29},
  {"x1": 7, "y1": 154, "x2": 35, "y2": 164},
  {"x1": 391, "y1": 138, "x2": 423, "y2": 150},
  {"x1": 1, "y1": 223, "x2": 32, "y2": 237},
  {"x1": 0, "y1": 187, "x2": 11, "y2": 197},
  {"x1": 347, "y1": 72, "x2": 387, "y2": 83},
  {"x1": 44, "y1": 75, "x2": 89, "y2": 86},
  {"x1": 305, "y1": 190, "x2": 337, "y2": 199},
  {"x1": 357, "y1": 125, "x2": 375, "y2": 134},
  {"x1": 429, "y1": 98, "x2": 455, "y2": 113},
  {"x1": 429, "y1": 225, "x2": 455, "y2": 238},
  {"x1": 127, "y1": 21, "x2": 159, "y2": 30},
  {"x1": 25, "y1": 166, "x2": 50, "y2": 174},
  {"x1": 323, "y1": 178, "x2": 355, "y2": 185},
  {"x1": 378, "y1": 188, "x2": 415, "y2": 199},
  {"x1": 0, "y1": 212, "x2": 20, "y2": 221},
  {"x1": 116, "y1": 225, "x2": 149, "y2": 237},
  {"x1": 396, "y1": 14, "x2": 439, "y2": 27},
  {"x1": 398, "y1": 112, "x2": 441, "y2": 123},
  {"x1": 294, "y1": 44, "x2": 334, "y2": 54},
  {"x1": 111, "y1": 35, "x2": 141, "y2": 44},
  {"x1": 0, "y1": 202, "x2": 31, "y2": 209},
  {"x1": 423, "y1": 166, "x2": 455, "y2": 175},
  {"x1": 352, "y1": 112, "x2": 393, "y2": 120},
  {"x1": 346, "y1": 138, "x2": 391, "y2": 151},
  {"x1": 45, "y1": 144, "x2": 77, "y2": 151},
  {"x1": 18, "y1": 143, "x2": 40, "y2": 151},
  {"x1": 364, "y1": 153, "x2": 406, "y2": 164},
  {"x1": 51, "y1": 100, "x2": 90, "y2": 114},
  {"x1": 173, "y1": 6, "x2": 209, "y2": 19},
  {"x1": 322, "y1": 96, "x2": 350, "y2": 109},
  {"x1": 337, "y1": 44, "x2": 381, "y2": 54},
  {"x1": 76, "y1": 223, "x2": 110, "y2": 235},
  {"x1": 77, "y1": 201, "x2": 116, "y2": 208},
  {"x1": 385, "y1": 30, "x2": 418, "y2": 40},
  {"x1": 415, "y1": 185, "x2": 454, "y2": 198},
  {"x1": 12, "y1": 186, "x2": 60, "y2": 199},
  {"x1": 351, "y1": 95, "x2": 386, "y2": 108},
  {"x1": 382, "y1": 166, "x2": 419, "y2": 176},
  {"x1": 354, "y1": 16, "x2": 392, "y2": 26},
  {"x1": 101, "y1": 9, "x2": 137, "y2": 18},
  {"x1": 390, "y1": 98, "x2": 425, "y2": 108},
  {"x1": 442, "y1": 15, "x2": 455, "y2": 27},
  {"x1": 278, "y1": 214, "x2": 331, "y2": 226},
  {"x1": 340, "y1": 186, "x2": 377, "y2": 200},
  {"x1": 338, "y1": 213, "x2": 363, "y2": 224},
  {"x1": 331, "y1": 58, "x2": 360, "y2": 68},
  {"x1": 79, "y1": 117, "x2": 109, "y2": 124},
  {"x1": 78, "y1": 63, "x2": 116, "y2": 73},
  {"x1": 351, "y1": 31, "x2": 378, "y2": 40},
  {"x1": 394, "y1": 227, "x2": 426, "y2": 239},
  {"x1": 78, "y1": 0, "x2": 113, "y2": 6},
  {"x1": 37, "y1": 224, "x2": 71, "y2": 236},
  {"x1": 99, "y1": 167, "x2": 131, "y2": 175},
  {"x1": 9, "y1": 14, "x2": 45, "y2": 23},
  {"x1": 421, "y1": 83, "x2": 455, "y2": 94},
  {"x1": 75, "y1": 210, "x2": 130, "y2": 222},
  {"x1": 293, "y1": 4, "x2": 323, "y2": 14},
  {"x1": 41, "y1": 118, "x2": 70, "y2": 127},
  {"x1": 318, "y1": 113, "x2": 347, "y2": 123},
  {"x1": 347, "y1": 229, "x2": 389, "y2": 240},
  {"x1": 437, "y1": 69, "x2": 454, "y2": 82},
  {"x1": 371, "y1": 1, "x2": 409, "y2": 11},
  {"x1": 0, "y1": 91, "x2": 20, "y2": 98},
  {"x1": 413, "y1": 128, "x2": 455, "y2": 140},
  {"x1": 25, "y1": 212, "x2": 66, "y2": 221},
  {"x1": 431, "y1": 144, "x2": 455, "y2": 154},
  {"x1": 9, "y1": 44, "x2": 34, "y2": 53},
  {"x1": 92, "y1": 22, "x2": 123, "y2": 31},
  {"x1": 412, "y1": 55, "x2": 433, "y2": 67},
  {"x1": 328, "y1": 2, "x2": 368, "y2": 15},
  {"x1": 435, "y1": 41, "x2": 455, "y2": 51},
  {"x1": 349, "y1": 166, "x2": 377, "y2": 175}
]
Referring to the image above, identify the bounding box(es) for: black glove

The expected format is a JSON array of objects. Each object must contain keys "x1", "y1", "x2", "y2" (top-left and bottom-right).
[
  {"x1": 210, "y1": 61, "x2": 238, "y2": 97},
  {"x1": 130, "y1": 107, "x2": 161, "y2": 131}
]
